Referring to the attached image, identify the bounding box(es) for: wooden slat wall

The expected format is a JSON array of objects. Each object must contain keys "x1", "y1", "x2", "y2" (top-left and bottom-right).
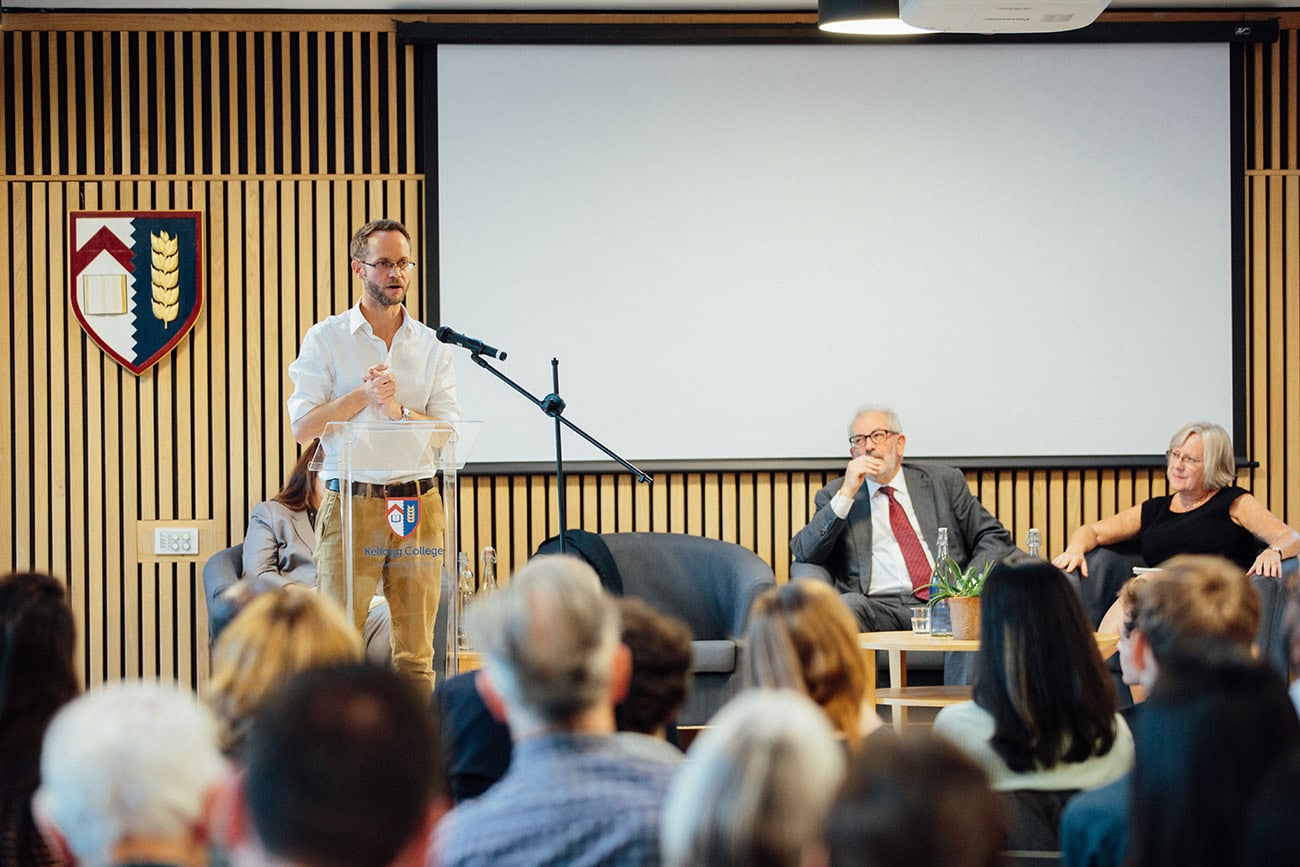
[{"x1": 1, "y1": 13, "x2": 1296, "y2": 692}]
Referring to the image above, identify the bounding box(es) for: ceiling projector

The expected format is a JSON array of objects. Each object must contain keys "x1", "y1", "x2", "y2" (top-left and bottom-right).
[{"x1": 899, "y1": 0, "x2": 1108, "y2": 33}]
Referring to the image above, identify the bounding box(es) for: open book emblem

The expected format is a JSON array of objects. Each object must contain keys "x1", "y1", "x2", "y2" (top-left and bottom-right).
[{"x1": 386, "y1": 497, "x2": 420, "y2": 539}]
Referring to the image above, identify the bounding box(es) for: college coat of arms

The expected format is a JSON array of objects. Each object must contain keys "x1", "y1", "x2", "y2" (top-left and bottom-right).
[{"x1": 69, "y1": 210, "x2": 204, "y2": 375}]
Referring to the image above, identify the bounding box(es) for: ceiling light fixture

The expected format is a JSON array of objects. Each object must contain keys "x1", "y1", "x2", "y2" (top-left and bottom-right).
[{"x1": 818, "y1": 0, "x2": 934, "y2": 35}]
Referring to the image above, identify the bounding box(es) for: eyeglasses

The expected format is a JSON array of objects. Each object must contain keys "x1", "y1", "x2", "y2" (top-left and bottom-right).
[
  {"x1": 360, "y1": 259, "x2": 417, "y2": 273},
  {"x1": 849, "y1": 429, "x2": 898, "y2": 449},
  {"x1": 1166, "y1": 448, "x2": 1202, "y2": 467}
]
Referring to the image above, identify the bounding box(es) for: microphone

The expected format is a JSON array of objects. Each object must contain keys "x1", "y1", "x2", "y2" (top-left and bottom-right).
[{"x1": 435, "y1": 326, "x2": 507, "y2": 360}]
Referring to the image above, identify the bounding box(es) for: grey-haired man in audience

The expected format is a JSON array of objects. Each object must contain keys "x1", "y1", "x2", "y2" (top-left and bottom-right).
[
  {"x1": 433, "y1": 554, "x2": 677, "y2": 867},
  {"x1": 33, "y1": 681, "x2": 226, "y2": 867}
]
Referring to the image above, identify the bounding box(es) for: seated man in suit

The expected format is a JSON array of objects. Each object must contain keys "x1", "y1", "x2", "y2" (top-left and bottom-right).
[{"x1": 791, "y1": 405, "x2": 1014, "y2": 632}]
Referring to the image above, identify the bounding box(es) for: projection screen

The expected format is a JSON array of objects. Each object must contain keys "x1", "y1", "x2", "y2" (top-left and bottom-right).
[{"x1": 436, "y1": 41, "x2": 1235, "y2": 465}]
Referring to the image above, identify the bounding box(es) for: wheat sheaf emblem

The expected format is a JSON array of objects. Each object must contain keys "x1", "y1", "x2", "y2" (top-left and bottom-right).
[{"x1": 150, "y1": 231, "x2": 181, "y2": 328}]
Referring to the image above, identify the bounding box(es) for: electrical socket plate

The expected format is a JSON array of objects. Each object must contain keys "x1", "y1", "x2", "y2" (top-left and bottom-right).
[{"x1": 154, "y1": 527, "x2": 200, "y2": 556}]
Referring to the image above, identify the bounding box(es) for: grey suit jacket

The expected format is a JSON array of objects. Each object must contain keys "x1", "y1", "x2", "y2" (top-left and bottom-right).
[
  {"x1": 241, "y1": 500, "x2": 317, "y2": 587},
  {"x1": 790, "y1": 462, "x2": 1014, "y2": 596}
]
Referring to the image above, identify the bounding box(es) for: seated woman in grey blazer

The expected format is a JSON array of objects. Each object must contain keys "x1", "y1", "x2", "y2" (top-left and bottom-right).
[{"x1": 238, "y1": 440, "x2": 392, "y2": 665}]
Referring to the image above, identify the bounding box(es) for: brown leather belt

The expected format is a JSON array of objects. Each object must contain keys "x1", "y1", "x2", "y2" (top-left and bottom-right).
[{"x1": 325, "y1": 477, "x2": 437, "y2": 498}]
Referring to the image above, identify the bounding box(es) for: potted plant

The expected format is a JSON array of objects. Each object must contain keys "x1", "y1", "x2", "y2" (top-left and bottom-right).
[{"x1": 928, "y1": 556, "x2": 995, "y2": 640}]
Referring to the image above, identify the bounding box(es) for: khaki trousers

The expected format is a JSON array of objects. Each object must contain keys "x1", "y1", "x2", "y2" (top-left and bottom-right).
[{"x1": 316, "y1": 485, "x2": 445, "y2": 692}]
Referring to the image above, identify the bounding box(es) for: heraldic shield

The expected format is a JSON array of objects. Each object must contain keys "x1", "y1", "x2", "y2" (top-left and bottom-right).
[{"x1": 69, "y1": 210, "x2": 204, "y2": 375}]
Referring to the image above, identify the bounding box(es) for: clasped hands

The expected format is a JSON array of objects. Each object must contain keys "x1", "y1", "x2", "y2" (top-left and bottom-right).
[{"x1": 362, "y1": 364, "x2": 402, "y2": 420}]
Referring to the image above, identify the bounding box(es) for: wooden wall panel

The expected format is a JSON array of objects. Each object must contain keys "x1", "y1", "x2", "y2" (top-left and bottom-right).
[{"x1": 1, "y1": 14, "x2": 1297, "y2": 694}]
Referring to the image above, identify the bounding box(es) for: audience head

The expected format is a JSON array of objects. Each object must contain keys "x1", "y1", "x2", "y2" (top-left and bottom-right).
[
  {"x1": 274, "y1": 439, "x2": 323, "y2": 512},
  {"x1": 0, "y1": 571, "x2": 79, "y2": 759},
  {"x1": 1114, "y1": 574, "x2": 1149, "y2": 686},
  {"x1": 234, "y1": 663, "x2": 445, "y2": 867},
  {"x1": 466, "y1": 554, "x2": 626, "y2": 736},
  {"x1": 972, "y1": 559, "x2": 1116, "y2": 773},
  {"x1": 742, "y1": 579, "x2": 872, "y2": 747},
  {"x1": 816, "y1": 732, "x2": 1009, "y2": 867},
  {"x1": 208, "y1": 587, "x2": 362, "y2": 757},
  {"x1": 1126, "y1": 554, "x2": 1259, "y2": 691},
  {"x1": 660, "y1": 689, "x2": 845, "y2": 867},
  {"x1": 1128, "y1": 647, "x2": 1299, "y2": 867},
  {"x1": 1167, "y1": 421, "x2": 1236, "y2": 490},
  {"x1": 34, "y1": 680, "x2": 225, "y2": 866},
  {"x1": 0, "y1": 571, "x2": 79, "y2": 864},
  {"x1": 614, "y1": 596, "x2": 693, "y2": 736}
]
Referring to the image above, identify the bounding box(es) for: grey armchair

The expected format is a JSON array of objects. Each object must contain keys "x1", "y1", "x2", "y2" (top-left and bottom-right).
[{"x1": 601, "y1": 532, "x2": 777, "y2": 726}]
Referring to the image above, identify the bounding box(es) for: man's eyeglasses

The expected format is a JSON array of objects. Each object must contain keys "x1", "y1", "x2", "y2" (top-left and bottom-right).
[
  {"x1": 1166, "y1": 448, "x2": 1202, "y2": 467},
  {"x1": 360, "y1": 259, "x2": 417, "y2": 273},
  {"x1": 849, "y1": 429, "x2": 898, "y2": 449}
]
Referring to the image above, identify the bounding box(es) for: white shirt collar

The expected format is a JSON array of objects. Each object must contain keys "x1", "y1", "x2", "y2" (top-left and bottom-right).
[
  {"x1": 347, "y1": 302, "x2": 410, "y2": 337},
  {"x1": 866, "y1": 467, "x2": 907, "y2": 500}
]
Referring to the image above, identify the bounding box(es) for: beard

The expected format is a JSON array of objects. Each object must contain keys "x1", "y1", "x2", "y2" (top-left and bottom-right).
[{"x1": 364, "y1": 278, "x2": 407, "y2": 307}]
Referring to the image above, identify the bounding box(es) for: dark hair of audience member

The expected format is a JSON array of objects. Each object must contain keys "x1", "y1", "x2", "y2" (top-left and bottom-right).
[
  {"x1": 0, "y1": 571, "x2": 79, "y2": 866},
  {"x1": 820, "y1": 732, "x2": 1009, "y2": 867},
  {"x1": 1127, "y1": 645, "x2": 1300, "y2": 867},
  {"x1": 244, "y1": 663, "x2": 445, "y2": 867},
  {"x1": 272, "y1": 439, "x2": 320, "y2": 512},
  {"x1": 1242, "y1": 748, "x2": 1300, "y2": 866},
  {"x1": 614, "y1": 597, "x2": 693, "y2": 736},
  {"x1": 973, "y1": 560, "x2": 1117, "y2": 773}
]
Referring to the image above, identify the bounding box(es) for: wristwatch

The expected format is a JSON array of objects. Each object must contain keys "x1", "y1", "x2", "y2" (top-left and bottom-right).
[
  {"x1": 399, "y1": 405, "x2": 411, "y2": 422},
  {"x1": 1271, "y1": 545, "x2": 1284, "y2": 557}
]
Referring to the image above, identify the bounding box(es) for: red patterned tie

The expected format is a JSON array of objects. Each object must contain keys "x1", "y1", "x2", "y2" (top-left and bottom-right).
[{"x1": 881, "y1": 485, "x2": 931, "y2": 600}]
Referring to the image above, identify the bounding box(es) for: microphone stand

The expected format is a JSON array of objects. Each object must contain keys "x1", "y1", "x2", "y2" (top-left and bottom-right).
[{"x1": 465, "y1": 352, "x2": 653, "y2": 555}]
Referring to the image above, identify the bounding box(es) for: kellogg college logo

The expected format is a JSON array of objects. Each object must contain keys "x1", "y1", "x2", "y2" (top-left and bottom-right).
[
  {"x1": 69, "y1": 210, "x2": 204, "y2": 375},
  {"x1": 387, "y1": 497, "x2": 421, "y2": 539}
]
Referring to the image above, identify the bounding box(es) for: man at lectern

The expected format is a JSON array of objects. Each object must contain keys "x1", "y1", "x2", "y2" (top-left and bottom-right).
[{"x1": 286, "y1": 219, "x2": 459, "y2": 691}]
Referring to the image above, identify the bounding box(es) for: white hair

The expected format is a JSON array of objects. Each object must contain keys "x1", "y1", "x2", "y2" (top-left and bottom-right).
[
  {"x1": 660, "y1": 689, "x2": 847, "y2": 867},
  {"x1": 465, "y1": 554, "x2": 620, "y2": 732},
  {"x1": 34, "y1": 679, "x2": 226, "y2": 863},
  {"x1": 850, "y1": 404, "x2": 903, "y2": 435}
]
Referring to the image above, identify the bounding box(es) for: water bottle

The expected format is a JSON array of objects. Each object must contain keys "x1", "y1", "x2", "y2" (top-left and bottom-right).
[
  {"x1": 1027, "y1": 528, "x2": 1042, "y2": 558},
  {"x1": 929, "y1": 527, "x2": 953, "y2": 637},
  {"x1": 456, "y1": 552, "x2": 476, "y2": 651},
  {"x1": 480, "y1": 546, "x2": 499, "y2": 594}
]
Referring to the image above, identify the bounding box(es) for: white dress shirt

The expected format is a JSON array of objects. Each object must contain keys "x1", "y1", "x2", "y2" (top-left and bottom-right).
[
  {"x1": 829, "y1": 470, "x2": 935, "y2": 596},
  {"x1": 287, "y1": 304, "x2": 460, "y2": 483}
]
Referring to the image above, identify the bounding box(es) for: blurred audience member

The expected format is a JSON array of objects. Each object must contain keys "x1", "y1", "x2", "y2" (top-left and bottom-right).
[
  {"x1": 434, "y1": 555, "x2": 676, "y2": 866},
  {"x1": 436, "y1": 595, "x2": 695, "y2": 804},
  {"x1": 613, "y1": 596, "x2": 692, "y2": 752},
  {"x1": 1242, "y1": 749, "x2": 1300, "y2": 866},
  {"x1": 1126, "y1": 648, "x2": 1299, "y2": 867},
  {"x1": 208, "y1": 587, "x2": 362, "y2": 758},
  {"x1": 660, "y1": 689, "x2": 845, "y2": 867},
  {"x1": 33, "y1": 681, "x2": 225, "y2": 867},
  {"x1": 933, "y1": 560, "x2": 1131, "y2": 849},
  {"x1": 0, "y1": 572, "x2": 78, "y2": 867},
  {"x1": 1062, "y1": 556, "x2": 1264, "y2": 867},
  {"x1": 220, "y1": 663, "x2": 446, "y2": 867},
  {"x1": 742, "y1": 579, "x2": 883, "y2": 749},
  {"x1": 812, "y1": 732, "x2": 1008, "y2": 867}
]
